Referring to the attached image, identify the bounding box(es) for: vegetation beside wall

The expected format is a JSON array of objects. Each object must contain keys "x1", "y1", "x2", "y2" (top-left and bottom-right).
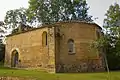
[{"x1": 0, "y1": 43, "x2": 5, "y2": 65}]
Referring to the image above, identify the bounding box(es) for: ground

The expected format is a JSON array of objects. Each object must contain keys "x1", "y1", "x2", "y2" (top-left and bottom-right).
[{"x1": 0, "y1": 67, "x2": 120, "y2": 80}]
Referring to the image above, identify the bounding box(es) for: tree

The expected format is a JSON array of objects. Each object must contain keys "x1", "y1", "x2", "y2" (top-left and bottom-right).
[
  {"x1": 74, "y1": 0, "x2": 92, "y2": 21},
  {"x1": 0, "y1": 21, "x2": 6, "y2": 43},
  {"x1": 0, "y1": 22, "x2": 5, "y2": 65},
  {"x1": 0, "y1": 43, "x2": 5, "y2": 65},
  {"x1": 4, "y1": 8, "x2": 29, "y2": 29},
  {"x1": 4, "y1": 8, "x2": 35, "y2": 34},
  {"x1": 104, "y1": 3, "x2": 120, "y2": 36},
  {"x1": 11, "y1": 23, "x2": 33, "y2": 34},
  {"x1": 28, "y1": 0, "x2": 93, "y2": 24},
  {"x1": 97, "y1": 3, "x2": 120, "y2": 70}
]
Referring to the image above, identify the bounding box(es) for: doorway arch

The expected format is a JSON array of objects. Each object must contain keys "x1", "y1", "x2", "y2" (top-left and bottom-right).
[{"x1": 11, "y1": 50, "x2": 19, "y2": 67}]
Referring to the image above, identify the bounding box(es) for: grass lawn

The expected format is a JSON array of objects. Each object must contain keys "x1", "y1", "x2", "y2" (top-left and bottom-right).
[{"x1": 0, "y1": 67, "x2": 120, "y2": 80}]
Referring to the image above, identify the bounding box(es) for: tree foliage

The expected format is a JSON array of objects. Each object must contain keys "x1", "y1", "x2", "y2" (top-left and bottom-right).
[
  {"x1": 4, "y1": 8, "x2": 35, "y2": 34},
  {"x1": 11, "y1": 23, "x2": 34, "y2": 34},
  {"x1": 97, "y1": 3, "x2": 120, "y2": 70},
  {"x1": 28, "y1": 0, "x2": 93, "y2": 24},
  {"x1": 0, "y1": 41, "x2": 5, "y2": 65},
  {"x1": 4, "y1": 8, "x2": 28, "y2": 29},
  {"x1": 3, "y1": 0, "x2": 93, "y2": 34},
  {"x1": 3, "y1": 0, "x2": 93, "y2": 35}
]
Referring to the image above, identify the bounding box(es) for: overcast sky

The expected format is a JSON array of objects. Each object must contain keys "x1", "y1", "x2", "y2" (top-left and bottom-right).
[
  {"x1": 87, "y1": 0, "x2": 120, "y2": 26},
  {"x1": 0, "y1": 0, "x2": 120, "y2": 27}
]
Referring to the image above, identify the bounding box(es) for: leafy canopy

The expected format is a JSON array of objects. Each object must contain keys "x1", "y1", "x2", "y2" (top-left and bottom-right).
[
  {"x1": 3, "y1": 0, "x2": 93, "y2": 34},
  {"x1": 28, "y1": 0, "x2": 93, "y2": 24},
  {"x1": 96, "y1": 3, "x2": 120, "y2": 70},
  {"x1": 4, "y1": 8, "x2": 28, "y2": 29}
]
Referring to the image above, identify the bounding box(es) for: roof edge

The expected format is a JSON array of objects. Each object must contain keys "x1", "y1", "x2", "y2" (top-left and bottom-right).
[{"x1": 6, "y1": 21, "x2": 102, "y2": 37}]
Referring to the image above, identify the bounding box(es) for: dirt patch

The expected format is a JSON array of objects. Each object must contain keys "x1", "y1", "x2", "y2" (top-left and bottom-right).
[{"x1": 0, "y1": 77, "x2": 35, "y2": 80}]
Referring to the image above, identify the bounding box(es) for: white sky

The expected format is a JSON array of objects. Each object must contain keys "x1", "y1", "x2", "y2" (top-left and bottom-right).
[
  {"x1": 0, "y1": 0, "x2": 120, "y2": 27},
  {"x1": 87, "y1": 0, "x2": 120, "y2": 26},
  {"x1": 0, "y1": 0, "x2": 29, "y2": 21}
]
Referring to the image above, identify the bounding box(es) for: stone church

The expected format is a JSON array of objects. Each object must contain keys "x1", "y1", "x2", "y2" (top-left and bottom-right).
[{"x1": 4, "y1": 21, "x2": 105, "y2": 73}]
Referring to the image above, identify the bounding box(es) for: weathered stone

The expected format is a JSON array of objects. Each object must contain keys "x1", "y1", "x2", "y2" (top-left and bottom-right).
[{"x1": 5, "y1": 21, "x2": 105, "y2": 73}]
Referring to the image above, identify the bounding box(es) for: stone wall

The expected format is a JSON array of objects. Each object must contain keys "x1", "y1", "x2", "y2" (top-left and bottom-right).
[
  {"x1": 56, "y1": 59, "x2": 104, "y2": 73},
  {"x1": 5, "y1": 26, "x2": 55, "y2": 72},
  {"x1": 54, "y1": 22, "x2": 105, "y2": 72},
  {"x1": 47, "y1": 27, "x2": 56, "y2": 72},
  {"x1": 5, "y1": 22, "x2": 105, "y2": 73}
]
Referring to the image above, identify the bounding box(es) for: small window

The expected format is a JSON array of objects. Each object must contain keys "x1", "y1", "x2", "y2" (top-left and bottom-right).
[
  {"x1": 68, "y1": 39, "x2": 75, "y2": 54},
  {"x1": 42, "y1": 31, "x2": 47, "y2": 46},
  {"x1": 96, "y1": 30, "x2": 100, "y2": 39}
]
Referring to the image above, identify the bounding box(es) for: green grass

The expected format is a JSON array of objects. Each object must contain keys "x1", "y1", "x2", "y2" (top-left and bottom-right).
[{"x1": 0, "y1": 67, "x2": 120, "y2": 80}]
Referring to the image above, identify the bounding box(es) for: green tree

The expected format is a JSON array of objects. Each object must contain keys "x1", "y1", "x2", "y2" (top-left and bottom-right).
[
  {"x1": 0, "y1": 43, "x2": 5, "y2": 65},
  {"x1": 4, "y1": 8, "x2": 28, "y2": 29},
  {"x1": 28, "y1": 0, "x2": 92, "y2": 24},
  {"x1": 74, "y1": 0, "x2": 92, "y2": 21},
  {"x1": 0, "y1": 23, "x2": 5, "y2": 65},
  {"x1": 11, "y1": 23, "x2": 33, "y2": 34},
  {"x1": 97, "y1": 3, "x2": 120, "y2": 70},
  {"x1": 4, "y1": 8, "x2": 34, "y2": 34}
]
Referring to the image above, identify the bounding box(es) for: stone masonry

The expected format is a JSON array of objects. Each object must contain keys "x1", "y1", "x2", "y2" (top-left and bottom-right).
[{"x1": 4, "y1": 21, "x2": 105, "y2": 73}]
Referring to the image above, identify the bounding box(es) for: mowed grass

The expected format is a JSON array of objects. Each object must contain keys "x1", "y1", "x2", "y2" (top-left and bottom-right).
[{"x1": 0, "y1": 67, "x2": 120, "y2": 80}]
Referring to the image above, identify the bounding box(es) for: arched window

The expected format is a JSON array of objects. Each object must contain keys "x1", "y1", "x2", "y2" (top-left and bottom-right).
[
  {"x1": 42, "y1": 31, "x2": 47, "y2": 46},
  {"x1": 68, "y1": 39, "x2": 75, "y2": 54}
]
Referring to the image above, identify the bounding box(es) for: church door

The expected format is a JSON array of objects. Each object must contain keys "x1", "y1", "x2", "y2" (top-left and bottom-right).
[{"x1": 11, "y1": 50, "x2": 19, "y2": 67}]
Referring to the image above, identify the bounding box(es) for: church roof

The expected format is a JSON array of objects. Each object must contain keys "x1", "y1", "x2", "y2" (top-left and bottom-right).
[{"x1": 7, "y1": 21, "x2": 102, "y2": 37}]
